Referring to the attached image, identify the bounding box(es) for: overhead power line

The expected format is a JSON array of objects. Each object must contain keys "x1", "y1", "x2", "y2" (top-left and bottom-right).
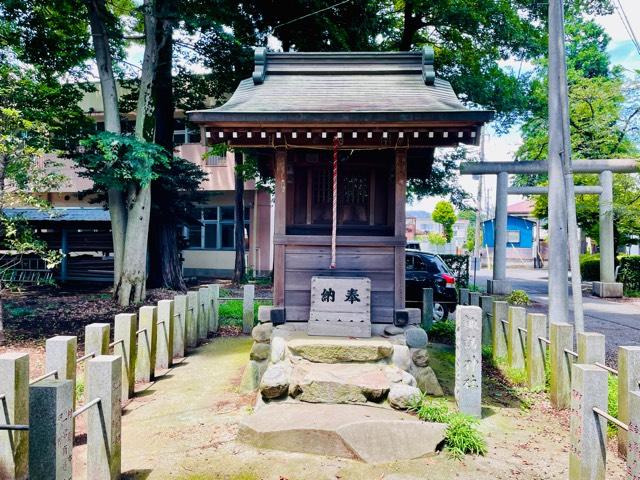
[
  {"x1": 613, "y1": 0, "x2": 640, "y2": 56},
  {"x1": 272, "y1": 0, "x2": 353, "y2": 31}
]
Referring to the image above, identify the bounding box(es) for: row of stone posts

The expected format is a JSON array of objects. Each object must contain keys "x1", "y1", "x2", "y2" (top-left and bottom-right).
[
  {"x1": 484, "y1": 296, "x2": 640, "y2": 478},
  {"x1": 0, "y1": 282, "x2": 235, "y2": 480}
]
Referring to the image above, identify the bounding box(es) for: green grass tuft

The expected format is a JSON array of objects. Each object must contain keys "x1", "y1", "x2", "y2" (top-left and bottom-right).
[
  {"x1": 427, "y1": 319, "x2": 456, "y2": 345},
  {"x1": 607, "y1": 374, "x2": 619, "y2": 438},
  {"x1": 408, "y1": 395, "x2": 487, "y2": 459}
]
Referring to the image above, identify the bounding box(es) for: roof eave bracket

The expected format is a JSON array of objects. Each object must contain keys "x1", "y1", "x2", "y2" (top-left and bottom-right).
[
  {"x1": 253, "y1": 47, "x2": 267, "y2": 85},
  {"x1": 422, "y1": 46, "x2": 435, "y2": 86}
]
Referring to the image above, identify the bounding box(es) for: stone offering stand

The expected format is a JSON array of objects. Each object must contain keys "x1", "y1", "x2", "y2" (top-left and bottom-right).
[{"x1": 0, "y1": 283, "x2": 234, "y2": 480}]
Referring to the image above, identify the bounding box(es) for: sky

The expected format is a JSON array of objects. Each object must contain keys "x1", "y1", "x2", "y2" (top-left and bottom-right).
[{"x1": 409, "y1": 0, "x2": 640, "y2": 215}]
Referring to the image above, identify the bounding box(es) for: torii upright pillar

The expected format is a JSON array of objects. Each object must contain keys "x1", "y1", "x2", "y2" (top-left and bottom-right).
[
  {"x1": 593, "y1": 170, "x2": 623, "y2": 297},
  {"x1": 487, "y1": 172, "x2": 512, "y2": 295}
]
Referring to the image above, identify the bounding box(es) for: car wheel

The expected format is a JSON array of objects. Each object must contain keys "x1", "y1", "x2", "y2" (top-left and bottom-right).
[{"x1": 433, "y1": 302, "x2": 448, "y2": 321}]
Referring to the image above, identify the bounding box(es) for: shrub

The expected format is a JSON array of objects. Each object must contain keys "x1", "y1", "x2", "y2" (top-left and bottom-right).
[
  {"x1": 408, "y1": 396, "x2": 487, "y2": 459},
  {"x1": 440, "y1": 254, "x2": 469, "y2": 288},
  {"x1": 218, "y1": 300, "x2": 243, "y2": 327},
  {"x1": 506, "y1": 289, "x2": 530, "y2": 306},
  {"x1": 619, "y1": 255, "x2": 640, "y2": 294},
  {"x1": 580, "y1": 253, "x2": 600, "y2": 281},
  {"x1": 427, "y1": 319, "x2": 455, "y2": 345}
]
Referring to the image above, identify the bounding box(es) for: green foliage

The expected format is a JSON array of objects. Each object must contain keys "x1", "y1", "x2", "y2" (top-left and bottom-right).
[
  {"x1": 503, "y1": 366, "x2": 527, "y2": 386},
  {"x1": 76, "y1": 132, "x2": 170, "y2": 191},
  {"x1": 432, "y1": 201, "x2": 457, "y2": 242},
  {"x1": 218, "y1": 300, "x2": 243, "y2": 327},
  {"x1": 75, "y1": 378, "x2": 85, "y2": 403},
  {"x1": 408, "y1": 397, "x2": 487, "y2": 459},
  {"x1": 607, "y1": 374, "x2": 619, "y2": 438},
  {"x1": 440, "y1": 254, "x2": 469, "y2": 288},
  {"x1": 619, "y1": 256, "x2": 640, "y2": 294},
  {"x1": 426, "y1": 231, "x2": 446, "y2": 246},
  {"x1": 580, "y1": 254, "x2": 601, "y2": 282},
  {"x1": 427, "y1": 319, "x2": 455, "y2": 345},
  {"x1": 506, "y1": 290, "x2": 530, "y2": 306}
]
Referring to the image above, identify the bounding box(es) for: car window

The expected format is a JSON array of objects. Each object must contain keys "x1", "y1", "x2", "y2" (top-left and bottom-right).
[
  {"x1": 413, "y1": 256, "x2": 426, "y2": 271},
  {"x1": 405, "y1": 255, "x2": 415, "y2": 271},
  {"x1": 419, "y1": 255, "x2": 447, "y2": 274}
]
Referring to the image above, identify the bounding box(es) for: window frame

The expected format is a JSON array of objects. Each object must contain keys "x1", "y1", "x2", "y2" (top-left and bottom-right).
[{"x1": 184, "y1": 206, "x2": 250, "y2": 251}]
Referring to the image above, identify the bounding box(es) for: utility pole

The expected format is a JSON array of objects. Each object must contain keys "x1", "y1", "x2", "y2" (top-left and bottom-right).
[
  {"x1": 473, "y1": 130, "x2": 485, "y2": 261},
  {"x1": 547, "y1": 0, "x2": 569, "y2": 326}
]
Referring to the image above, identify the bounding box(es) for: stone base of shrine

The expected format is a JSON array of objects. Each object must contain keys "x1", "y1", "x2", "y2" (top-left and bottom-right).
[
  {"x1": 239, "y1": 402, "x2": 446, "y2": 464},
  {"x1": 487, "y1": 279, "x2": 513, "y2": 295},
  {"x1": 592, "y1": 281, "x2": 624, "y2": 298}
]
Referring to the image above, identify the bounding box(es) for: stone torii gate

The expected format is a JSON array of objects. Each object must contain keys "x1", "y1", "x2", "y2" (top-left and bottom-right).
[{"x1": 460, "y1": 159, "x2": 637, "y2": 300}]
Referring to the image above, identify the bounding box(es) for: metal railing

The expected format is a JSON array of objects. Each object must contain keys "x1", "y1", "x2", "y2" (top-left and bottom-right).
[
  {"x1": 593, "y1": 407, "x2": 628, "y2": 431},
  {"x1": 29, "y1": 370, "x2": 58, "y2": 385},
  {"x1": 72, "y1": 398, "x2": 101, "y2": 419}
]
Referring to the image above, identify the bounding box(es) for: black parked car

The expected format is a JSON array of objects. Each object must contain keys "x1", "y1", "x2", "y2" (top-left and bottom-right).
[{"x1": 405, "y1": 249, "x2": 458, "y2": 321}]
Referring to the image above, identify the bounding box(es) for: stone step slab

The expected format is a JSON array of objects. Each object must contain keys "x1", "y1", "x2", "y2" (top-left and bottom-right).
[
  {"x1": 239, "y1": 403, "x2": 446, "y2": 464},
  {"x1": 287, "y1": 336, "x2": 394, "y2": 363}
]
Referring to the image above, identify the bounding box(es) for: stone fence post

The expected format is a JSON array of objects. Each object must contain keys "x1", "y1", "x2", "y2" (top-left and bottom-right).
[
  {"x1": 421, "y1": 288, "x2": 434, "y2": 331},
  {"x1": 619, "y1": 346, "x2": 640, "y2": 457},
  {"x1": 507, "y1": 306, "x2": 526, "y2": 370},
  {"x1": 28, "y1": 379, "x2": 73, "y2": 480},
  {"x1": 0, "y1": 353, "x2": 29, "y2": 480},
  {"x1": 459, "y1": 288, "x2": 470, "y2": 306},
  {"x1": 492, "y1": 301, "x2": 508, "y2": 362},
  {"x1": 243, "y1": 285, "x2": 255, "y2": 334},
  {"x1": 113, "y1": 313, "x2": 137, "y2": 402},
  {"x1": 157, "y1": 300, "x2": 174, "y2": 370},
  {"x1": 135, "y1": 306, "x2": 157, "y2": 383},
  {"x1": 45, "y1": 336, "x2": 77, "y2": 410},
  {"x1": 198, "y1": 287, "x2": 210, "y2": 341},
  {"x1": 469, "y1": 291, "x2": 481, "y2": 307},
  {"x1": 186, "y1": 291, "x2": 199, "y2": 348},
  {"x1": 173, "y1": 294, "x2": 188, "y2": 358},
  {"x1": 85, "y1": 324, "x2": 110, "y2": 357},
  {"x1": 569, "y1": 364, "x2": 607, "y2": 480},
  {"x1": 86, "y1": 355, "x2": 122, "y2": 480},
  {"x1": 550, "y1": 322, "x2": 574, "y2": 410},
  {"x1": 454, "y1": 306, "x2": 482, "y2": 418},
  {"x1": 526, "y1": 313, "x2": 547, "y2": 390},
  {"x1": 627, "y1": 390, "x2": 640, "y2": 478},
  {"x1": 480, "y1": 295, "x2": 493, "y2": 347},
  {"x1": 577, "y1": 332, "x2": 605, "y2": 365},
  {"x1": 209, "y1": 284, "x2": 220, "y2": 333}
]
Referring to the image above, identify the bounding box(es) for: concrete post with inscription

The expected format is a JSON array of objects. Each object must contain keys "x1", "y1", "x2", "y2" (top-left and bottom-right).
[
  {"x1": 526, "y1": 313, "x2": 547, "y2": 390},
  {"x1": 480, "y1": 295, "x2": 493, "y2": 347},
  {"x1": 157, "y1": 300, "x2": 174, "y2": 370},
  {"x1": 85, "y1": 323, "x2": 110, "y2": 357},
  {"x1": 459, "y1": 288, "x2": 470, "y2": 306},
  {"x1": 135, "y1": 306, "x2": 157, "y2": 383},
  {"x1": 577, "y1": 332, "x2": 605, "y2": 365},
  {"x1": 619, "y1": 346, "x2": 640, "y2": 457},
  {"x1": 243, "y1": 284, "x2": 255, "y2": 334},
  {"x1": 186, "y1": 291, "x2": 199, "y2": 349},
  {"x1": 569, "y1": 364, "x2": 607, "y2": 480},
  {"x1": 45, "y1": 336, "x2": 77, "y2": 409},
  {"x1": 550, "y1": 322, "x2": 574, "y2": 410},
  {"x1": 209, "y1": 284, "x2": 220, "y2": 333},
  {"x1": 492, "y1": 301, "x2": 508, "y2": 362},
  {"x1": 507, "y1": 306, "x2": 526, "y2": 370},
  {"x1": 198, "y1": 287, "x2": 210, "y2": 341},
  {"x1": 455, "y1": 306, "x2": 482, "y2": 418},
  {"x1": 421, "y1": 288, "x2": 434, "y2": 331},
  {"x1": 627, "y1": 390, "x2": 640, "y2": 478},
  {"x1": 28, "y1": 379, "x2": 73, "y2": 480},
  {"x1": 114, "y1": 313, "x2": 137, "y2": 402},
  {"x1": 86, "y1": 355, "x2": 121, "y2": 480},
  {"x1": 0, "y1": 353, "x2": 29, "y2": 480},
  {"x1": 173, "y1": 295, "x2": 188, "y2": 358}
]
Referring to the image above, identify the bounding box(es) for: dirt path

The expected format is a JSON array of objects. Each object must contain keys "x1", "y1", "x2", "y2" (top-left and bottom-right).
[{"x1": 69, "y1": 336, "x2": 626, "y2": 480}]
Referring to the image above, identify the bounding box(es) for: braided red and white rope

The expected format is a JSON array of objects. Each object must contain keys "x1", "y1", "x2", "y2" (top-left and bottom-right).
[{"x1": 330, "y1": 136, "x2": 339, "y2": 269}]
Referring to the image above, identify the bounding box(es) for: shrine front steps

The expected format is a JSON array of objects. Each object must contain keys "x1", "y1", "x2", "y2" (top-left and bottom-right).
[
  {"x1": 284, "y1": 334, "x2": 396, "y2": 363},
  {"x1": 239, "y1": 402, "x2": 446, "y2": 464}
]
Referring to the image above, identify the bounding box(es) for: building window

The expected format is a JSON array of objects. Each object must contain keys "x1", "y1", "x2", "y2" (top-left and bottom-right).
[
  {"x1": 507, "y1": 230, "x2": 521, "y2": 244},
  {"x1": 185, "y1": 206, "x2": 250, "y2": 250},
  {"x1": 205, "y1": 155, "x2": 227, "y2": 166},
  {"x1": 173, "y1": 119, "x2": 201, "y2": 145}
]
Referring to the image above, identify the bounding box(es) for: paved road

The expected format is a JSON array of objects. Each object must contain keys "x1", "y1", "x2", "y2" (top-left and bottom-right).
[{"x1": 475, "y1": 267, "x2": 640, "y2": 367}]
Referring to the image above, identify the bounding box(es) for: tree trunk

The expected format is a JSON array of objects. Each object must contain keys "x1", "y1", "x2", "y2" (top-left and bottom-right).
[
  {"x1": 399, "y1": 0, "x2": 418, "y2": 50},
  {"x1": 233, "y1": 151, "x2": 246, "y2": 285},
  {"x1": 86, "y1": 0, "x2": 127, "y2": 290},
  {"x1": 148, "y1": 3, "x2": 185, "y2": 290},
  {"x1": 117, "y1": 0, "x2": 161, "y2": 306},
  {"x1": 0, "y1": 155, "x2": 6, "y2": 345}
]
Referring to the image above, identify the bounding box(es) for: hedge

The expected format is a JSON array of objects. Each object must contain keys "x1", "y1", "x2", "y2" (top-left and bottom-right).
[
  {"x1": 619, "y1": 255, "x2": 640, "y2": 294},
  {"x1": 440, "y1": 254, "x2": 469, "y2": 288},
  {"x1": 580, "y1": 254, "x2": 600, "y2": 282}
]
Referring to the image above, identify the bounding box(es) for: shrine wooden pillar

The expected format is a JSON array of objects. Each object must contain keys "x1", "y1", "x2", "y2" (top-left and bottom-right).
[
  {"x1": 394, "y1": 149, "x2": 407, "y2": 311},
  {"x1": 273, "y1": 149, "x2": 287, "y2": 307}
]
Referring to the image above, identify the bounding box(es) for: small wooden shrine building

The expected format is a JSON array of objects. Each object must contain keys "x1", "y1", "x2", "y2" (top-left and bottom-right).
[{"x1": 190, "y1": 48, "x2": 492, "y2": 326}]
